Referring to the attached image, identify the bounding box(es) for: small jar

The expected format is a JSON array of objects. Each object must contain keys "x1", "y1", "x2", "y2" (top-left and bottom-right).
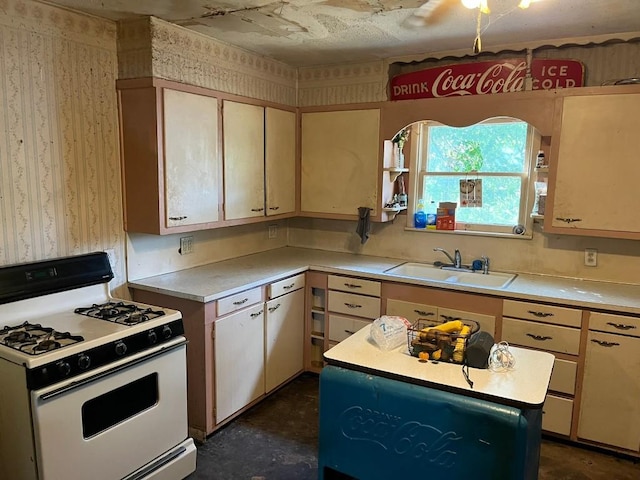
[{"x1": 536, "y1": 150, "x2": 546, "y2": 168}]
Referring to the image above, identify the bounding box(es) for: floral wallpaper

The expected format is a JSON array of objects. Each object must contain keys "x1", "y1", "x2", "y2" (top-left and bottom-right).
[
  {"x1": 0, "y1": 0, "x2": 126, "y2": 294},
  {"x1": 118, "y1": 17, "x2": 298, "y2": 106}
]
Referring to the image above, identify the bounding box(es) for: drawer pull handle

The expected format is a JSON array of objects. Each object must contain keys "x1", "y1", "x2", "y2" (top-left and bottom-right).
[
  {"x1": 344, "y1": 283, "x2": 362, "y2": 289},
  {"x1": 168, "y1": 216, "x2": 188, "y2": 221},
  {"x1": 345, "y1": 303, "x2": 362, "y2": 309},
  {"x1": 526, "y1": 333, "x2": 552, "y2": 341},
  {"x1": 283, "y1": 283, "x2": 295, "y2": 290},
  {"x1": 527, "y1": 310, "x2": 554, "y2": 318},
  {"x1": 440, "y1": 315, "x2": 461, "y2": 322},
  {"x1": 268, "y1": 304, "x2": 281, "y2": 312},
  {"x1": 251, "y1": 207, "x2": 264, "y2": 212},
  {"x1": 414, "y1": 310, "x2": 434, "y2": 316},
  {"x1": 232, "y1": 298, "x2": 249, "y2": 305},
  {"x1": 555, "y1": 217, "x2": 582, "y2": 224},
  {"x1": 344, "y1": 329, "x2": 356, "y2": 335},
  {"x1": 591, "y1": 339, "x2": 620, "y2": 348},
  {"x1": 250, "y1": 310, "x2": 263, "y2": 318},
  {"x1": 606, "y1": 322, "x2": 636, "y2": 331},
  {"x1": 269, "y1": 206, "x2": 280, "y2": 211}
]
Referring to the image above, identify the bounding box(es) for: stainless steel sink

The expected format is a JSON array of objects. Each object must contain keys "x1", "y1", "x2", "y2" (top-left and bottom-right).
[{"x1": 384, "y1": 262, "x2": 517, "y2": 289}]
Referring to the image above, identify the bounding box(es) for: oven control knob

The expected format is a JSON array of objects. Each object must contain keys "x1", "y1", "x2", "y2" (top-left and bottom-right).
[
  {"x1": 115, "y1": 341, "x2": 127, "y2": 356},
  {"x1": 147, "y1": 330, "x2": 158, "y2": 345},
  {"x1": 77, "y1": 354, "x2": 91, "y2": 370},
  {"x1": 56, "y1": 360, "x2": 71, "y2": 377},
  {"x1": 162, "y1": 325, "x2": 172, "y2": 339}
]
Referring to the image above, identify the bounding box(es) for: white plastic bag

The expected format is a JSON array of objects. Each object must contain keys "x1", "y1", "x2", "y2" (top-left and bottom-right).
[{"x1": 370, "y1": 315, "x2": 410, "y2": 351}]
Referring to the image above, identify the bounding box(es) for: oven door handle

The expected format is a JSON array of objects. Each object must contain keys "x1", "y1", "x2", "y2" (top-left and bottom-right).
[{"x1": 38, "y1": 339, "x2": 188, "y2": 402}]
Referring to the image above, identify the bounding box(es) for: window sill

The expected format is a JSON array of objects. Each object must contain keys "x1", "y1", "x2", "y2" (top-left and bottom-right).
[{"x1": 403, "y1": 227, "x2": 533, "y2": 240}]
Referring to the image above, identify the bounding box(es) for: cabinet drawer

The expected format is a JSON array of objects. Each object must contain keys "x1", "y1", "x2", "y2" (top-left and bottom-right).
[
  {"x1": 589, "y1": 311, "x2": 640, "y2": 338},
  {"x1": 269, "y1": 273, "x2": 305, "y2": 299},
  {"x1": 438, "y1": 307, "x2": 496, "y2": 337},
  {"x1": 217, "y1": 286, "x2": 263, "y2": 317},
  {"x1": 549, "y1": 359, "x2": 577, "y2": 395},
  {"x1": 386, "y1": 299, "x2": 437, "y2": 324},
  {"x1": 503, "y1": 300, "x2": 582, "y2": 328},
  {"x1": 542, "y1": 395, "x2": 573, "y2": 436},
  {"x1": 328, "y1": 315, "x2": 371, "y2": 343},
  {"x1": 328, "y1": 291, "x2": 381, "y2": 319},
  {"x1": 502, "y1": 318, "x2": 580, "y2": 355},
  {"x1": 328, "y1": 275, "x2": 380, "y2": 297}
]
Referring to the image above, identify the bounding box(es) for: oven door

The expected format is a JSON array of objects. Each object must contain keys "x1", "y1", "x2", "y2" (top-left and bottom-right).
[{"x1": 31, "y1": 339, "x2": 192, "y2": 480}]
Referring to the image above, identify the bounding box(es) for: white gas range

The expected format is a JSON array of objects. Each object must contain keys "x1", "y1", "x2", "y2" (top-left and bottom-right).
[{"x1": 0, "y1": 252, "x2": 196, "y2": 480}]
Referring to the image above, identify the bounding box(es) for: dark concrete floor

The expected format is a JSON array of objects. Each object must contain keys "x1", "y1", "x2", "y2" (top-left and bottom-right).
[{"x1": 189, "y1": 373, "x2": 639, "y2": 480}]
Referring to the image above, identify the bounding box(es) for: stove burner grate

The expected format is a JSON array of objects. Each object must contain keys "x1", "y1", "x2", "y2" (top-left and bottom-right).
[
  {"x1": 0, "y1": 322, "x2": 84, "y2": 355},
  {"x1": 75, "y1": 301, "x2": 165, "y2": 325}
]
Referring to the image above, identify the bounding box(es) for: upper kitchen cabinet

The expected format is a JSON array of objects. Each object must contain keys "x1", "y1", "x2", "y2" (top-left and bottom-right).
[
  {"x1": 223, "y1": 101, "x2": 297, "y2": 221},
  {"x1": 265, "y1": 107, "x2": 296, "y2": 216},
  {"x1": 300, "y1": 109, "x2": 380, "y2": 219},
  {"x1": 223, "y1": 101, "x2": 265, "y2": 220},
  {"x1": 118, "y1": 78, "x2": 222, "y2": 235},
  {"x1": 545, "y1": 87, "x2": 640, "y2": 239}
]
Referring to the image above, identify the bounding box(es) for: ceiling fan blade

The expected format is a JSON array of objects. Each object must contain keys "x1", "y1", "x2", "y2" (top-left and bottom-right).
[{"x1": 407, "y1": 0, "x2": 446, "y2": 26}]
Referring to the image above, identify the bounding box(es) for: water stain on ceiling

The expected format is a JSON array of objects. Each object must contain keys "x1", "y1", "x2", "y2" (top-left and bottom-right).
[{"x1": 43, "y1": 0, "x2": 640, "y2": 66}]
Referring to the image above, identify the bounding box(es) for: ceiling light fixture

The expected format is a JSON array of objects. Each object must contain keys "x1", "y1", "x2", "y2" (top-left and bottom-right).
[{"x1": 518, "y1": 0, "x2": 532, "y2": 8}]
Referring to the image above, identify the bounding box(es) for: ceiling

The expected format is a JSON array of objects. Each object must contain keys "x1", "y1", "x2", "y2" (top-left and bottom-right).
[{"x1": 43, "y1": 0, "x2": 640, "y2": 67}]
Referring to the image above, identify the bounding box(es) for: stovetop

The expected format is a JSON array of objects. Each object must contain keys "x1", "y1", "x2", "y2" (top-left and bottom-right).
[
  {"x1": 0, "y1": 283, "x2": 182, "y2": 369},
  {"x1": 0, "y1": 322, "x2": 84, "y2": 355},
  {"x1": 74, "y1": 301, "x2": 166, "y2": 325}
]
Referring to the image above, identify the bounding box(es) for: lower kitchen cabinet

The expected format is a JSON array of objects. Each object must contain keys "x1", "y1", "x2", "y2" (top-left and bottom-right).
[
  {"x1": 265, "y1": 288, "x2": 305, "y2": 392},
  {"x1": 215, "y1": 303, "x2": 265, "y2": 423},
  {"x1": 578, "y1": 312, "x2": 640, "y2": 452}
]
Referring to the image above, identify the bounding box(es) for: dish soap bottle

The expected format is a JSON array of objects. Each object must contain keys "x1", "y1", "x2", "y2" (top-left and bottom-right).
[{"x1": 414, "y1": 199, "x2": 427, "y2": 229}]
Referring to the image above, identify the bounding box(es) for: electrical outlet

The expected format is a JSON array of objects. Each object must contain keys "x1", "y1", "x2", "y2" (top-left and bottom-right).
[
  {"x1": 268, "y1": 225, "x2": 278, "y2": 239},
  {"x1": 584, "y1": 248, "x2": 597, "y2": 267},
  {"x1": 180, "y1": 236, "x2": 194, "y2": 255}
]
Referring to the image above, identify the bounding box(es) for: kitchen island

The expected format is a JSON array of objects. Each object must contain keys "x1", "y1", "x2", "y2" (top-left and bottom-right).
[{"x1": 319, "y1": 326, "x2": 554, "y2": 480}]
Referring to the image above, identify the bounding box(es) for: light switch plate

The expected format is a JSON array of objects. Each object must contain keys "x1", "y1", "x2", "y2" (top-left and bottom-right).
[
  {"x1": 268, "y1": 225, "x2": 278, "y2": 239},
  {"x1": 584, "y1": 248, "x2": 597, "y2": 267}
]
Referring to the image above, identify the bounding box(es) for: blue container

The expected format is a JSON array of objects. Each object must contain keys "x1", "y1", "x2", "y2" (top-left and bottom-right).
[{"x1": 414, "y1": 210, "x2": 427, "y2": 228}]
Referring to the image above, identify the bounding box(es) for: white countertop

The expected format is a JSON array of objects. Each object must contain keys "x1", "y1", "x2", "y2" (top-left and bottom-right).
[
  {"x1": 128, "y1": 246, "x2": 640, "y2": 314},
  {"x1": 323, "y1": 326, "x2": 555, "y2": 408}
]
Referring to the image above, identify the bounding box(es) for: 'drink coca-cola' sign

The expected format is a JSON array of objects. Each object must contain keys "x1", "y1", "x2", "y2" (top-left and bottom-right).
[{"x1": 390, "y1": 59, "x2": 584, "y2": 101}]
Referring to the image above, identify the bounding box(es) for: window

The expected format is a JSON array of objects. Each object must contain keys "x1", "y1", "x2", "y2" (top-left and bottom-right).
[{"x1": 410, "y1": 117, "x2": 538, "y2": 236}]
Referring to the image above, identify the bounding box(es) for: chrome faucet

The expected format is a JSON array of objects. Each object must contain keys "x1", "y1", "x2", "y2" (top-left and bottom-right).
[
  {"x1": 434, "y1": 248, "x2": 462, "y2": 268},
  {"x1": 481, "y1": 255, "x2": 490, "y2": 274}
]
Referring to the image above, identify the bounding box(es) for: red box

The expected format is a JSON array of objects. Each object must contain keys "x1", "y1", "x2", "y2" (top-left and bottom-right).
[{"x1": 436, "y1": 204, "x2": 456, "y2": 230}]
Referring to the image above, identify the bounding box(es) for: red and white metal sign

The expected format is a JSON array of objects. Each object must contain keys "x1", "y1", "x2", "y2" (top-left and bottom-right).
[{"x1": 390, "y1": 59, "x2": 584, "y2": 100}]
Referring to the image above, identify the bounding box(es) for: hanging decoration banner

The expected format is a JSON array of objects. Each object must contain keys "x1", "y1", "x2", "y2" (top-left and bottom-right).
[{"x1": 390, "y1": 59, "x2": 584, "y2": 101}]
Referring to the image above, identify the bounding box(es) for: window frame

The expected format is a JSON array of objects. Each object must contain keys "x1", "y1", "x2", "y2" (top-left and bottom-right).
[{"x1": 407, "y1": 117, "x2": 540, "y2": 238}]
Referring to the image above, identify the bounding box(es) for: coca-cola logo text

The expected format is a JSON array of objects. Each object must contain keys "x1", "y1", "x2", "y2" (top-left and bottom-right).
[{"x1": 391, "y1": 59, "x2": 583, "y2": 100}]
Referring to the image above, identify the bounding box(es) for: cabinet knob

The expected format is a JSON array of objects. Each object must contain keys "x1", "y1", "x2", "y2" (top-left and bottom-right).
[
  {"x1": 344, "y1": 303, "x2": 362, "y2": 309},
  {"x1": 283, "y1": 283, "x2": 295, "y2": 290},
  {"x1": 233, "y1": 298, "x2": 249, "y2": 306},
  {"x1": 440, "y1": 315, "x2": 461, "y2": 322},
  {"x1": 168, "y1": 216, "x2": 188, "y2": 221},
  {"x1": 269, "y1": 206, "x2": 280, "y2": 211},
  {"x1": 527, "y1": 310, "x2": 554, "y2": 318},
  {"x1": 344, "y1": 283, "x2": 361, "y2": 289},
  {"x1": 414, "y1": 310, "x2": 434, "y2": 316},
  {"x1": 251, "y1": 207, "x2": 264, "y2": 212},
  {"x1": 250, "y1": 310, "x2": 263, "y2": 318}
]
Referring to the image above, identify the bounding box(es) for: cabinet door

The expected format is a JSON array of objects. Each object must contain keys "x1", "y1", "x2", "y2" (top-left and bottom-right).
[
  {"x1": 301, "y1": 109, "x2": 380, "y2": 216},
  {"x1": 265, "y1": 107, "x2": 296, "y2": 216},
  {"x1": 164, "y1": 89, "x2": 220, "y2": 227},
  {"x1": 265, "y1": 289, "x2": 304, "y2": 392},
  {"x1": 214, "y1": 303, "x2": 265, "y2": 423},
  {"x1": 547, "y1": 93, "x2": 640, "y2": 237},
  {"x1": 578, "y1": 331, "x2": 640, "y2": 451},
  {"x1": 223, "y1": 101, "x2": 265, "y2": 220}
]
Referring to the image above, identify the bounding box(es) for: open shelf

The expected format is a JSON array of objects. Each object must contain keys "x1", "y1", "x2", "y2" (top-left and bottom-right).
[{"x1": 383, "y1": 167, "x2": 409, "y2": 182}]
